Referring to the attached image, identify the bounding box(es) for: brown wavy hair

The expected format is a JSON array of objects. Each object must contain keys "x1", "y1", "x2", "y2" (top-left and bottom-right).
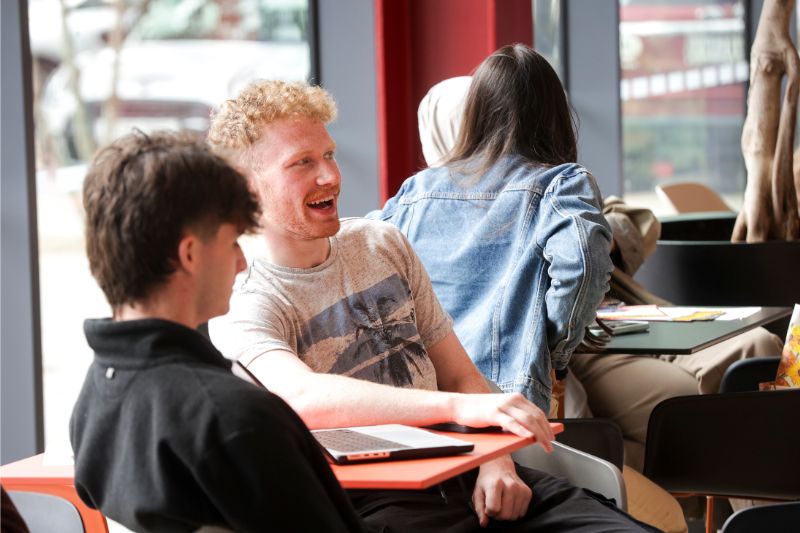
[{"x1": 83, "y1": 129, "x2": 260, "y2": 308}]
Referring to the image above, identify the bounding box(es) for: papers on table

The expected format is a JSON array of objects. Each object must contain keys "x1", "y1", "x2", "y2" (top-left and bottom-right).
[
  {"x1": 597, "y1": 305, "x2": 762, "y2": 322},
  {"x1": 713, "y1": 307, "x2": 764, "y2": 321}
]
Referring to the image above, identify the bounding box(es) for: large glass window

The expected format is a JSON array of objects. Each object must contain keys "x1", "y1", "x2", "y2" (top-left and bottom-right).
[
  {"x1": 533, "y1": 0, "x2": 565, "y2": 82},
  {"x1": 28, "y1": 4, "x2": 311, "y2": 530},
  {"x1": 619, "y1": 0, "x2": 747, "y2": 209}
]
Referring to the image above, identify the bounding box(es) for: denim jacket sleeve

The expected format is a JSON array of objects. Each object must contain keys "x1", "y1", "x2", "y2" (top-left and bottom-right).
[
  {"x1": 365, "y1": 182, "x2": 404, "y2": 222},
  {"x1": 533, "y1": 168, "x2": 613, "y2": 370}
]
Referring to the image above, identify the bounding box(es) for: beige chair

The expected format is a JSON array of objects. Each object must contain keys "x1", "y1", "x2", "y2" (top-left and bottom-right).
[
  {"x1": 655, "y1": 182, "x2": 732, "y2": 213},
  {"x1": 484, "y1": 380, "x2": 627, "y2": 510}
]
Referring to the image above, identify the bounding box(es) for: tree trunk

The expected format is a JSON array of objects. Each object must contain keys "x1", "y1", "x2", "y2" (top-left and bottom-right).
[
  {"x1": 60, "y1": 0, "x2": 96, "y2": 161},
  {"x1": 734, "y1": 0, "x2": 800, "y2": 242},
  {"x1": 101, "y1": 0, "x2": 152, "y2": 146}
]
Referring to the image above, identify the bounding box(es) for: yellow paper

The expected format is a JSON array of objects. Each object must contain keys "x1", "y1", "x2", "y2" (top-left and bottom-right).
[{"x1": 775, "y1": 304, "x2": 800, "y2": 388}]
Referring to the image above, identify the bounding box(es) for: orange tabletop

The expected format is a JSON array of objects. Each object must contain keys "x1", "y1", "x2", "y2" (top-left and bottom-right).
[
  {"x1": 1, "y1": 453, "x2": 75, "y2": 484},
  {"x1": 331, "y1": 422, "x2": 564, "y2": 490}
]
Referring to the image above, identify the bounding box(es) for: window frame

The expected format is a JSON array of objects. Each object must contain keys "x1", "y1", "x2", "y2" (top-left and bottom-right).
[{"x1": 561, "y1": 0, "x2": 764, "y2": 198}]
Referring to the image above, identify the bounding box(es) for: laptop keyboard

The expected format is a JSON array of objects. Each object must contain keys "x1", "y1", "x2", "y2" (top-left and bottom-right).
[{"x1": 313, "y1": 429, "x2": 411, "y2": 452}]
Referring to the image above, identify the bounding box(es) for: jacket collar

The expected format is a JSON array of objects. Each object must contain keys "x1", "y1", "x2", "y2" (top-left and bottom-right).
[{"x1": 84, "y1": 318, "x2": 231, "y2": 371}]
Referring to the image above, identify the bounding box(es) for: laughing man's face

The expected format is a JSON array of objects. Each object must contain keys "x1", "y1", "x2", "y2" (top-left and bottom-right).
[{"x1": 251, "y1": 117, "x2": 341, "y2": 242}]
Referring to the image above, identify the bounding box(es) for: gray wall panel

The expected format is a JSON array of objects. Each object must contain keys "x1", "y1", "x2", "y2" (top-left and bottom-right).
[
  {"x1": 1, "y1": 0, "x2": 44, "y2": 463},
  {"x1": 566, "y1": 0, "x2": 622, "y2": 197},
  {"x1": 317, "y1": 0, "x2": 380, "y2": 215}
]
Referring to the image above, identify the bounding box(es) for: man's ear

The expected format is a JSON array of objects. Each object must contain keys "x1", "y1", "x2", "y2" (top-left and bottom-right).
[{"x1": 177, "y1": 233, "x2": 200, "y2": 274}]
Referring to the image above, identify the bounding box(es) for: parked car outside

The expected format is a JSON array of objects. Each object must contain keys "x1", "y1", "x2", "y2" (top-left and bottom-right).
[
  {"x1": 28, "y1": 0, "x2": 119, "y2": 75},
  {"x1": 35, "y1": 0, "x2": 310, "y2": 165},
  {"x1": 40, "y1": 38, "x2": 309, "y2": 162}
]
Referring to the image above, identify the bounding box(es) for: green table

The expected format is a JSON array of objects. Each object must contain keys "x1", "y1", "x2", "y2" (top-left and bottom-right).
[{"x1": 601, "y1": 306, "x2": 791, "y2": 355}]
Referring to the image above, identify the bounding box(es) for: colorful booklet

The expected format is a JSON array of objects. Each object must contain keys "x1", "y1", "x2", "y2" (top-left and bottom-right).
[
  {"x1": 596, "y1": 304, "x2": 726, "y2": 322},
  {"x1": 774, "y1": 304, "x2": 800, "y2": 389}
]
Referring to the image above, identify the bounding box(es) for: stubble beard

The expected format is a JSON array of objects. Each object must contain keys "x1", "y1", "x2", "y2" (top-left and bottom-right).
[{"x1": 268, "y1": 213, "x2": 340, "y2": 241}]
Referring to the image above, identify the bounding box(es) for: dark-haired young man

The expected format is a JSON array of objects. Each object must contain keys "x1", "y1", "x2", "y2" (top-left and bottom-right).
[{"x1": 70, "y1": 130, "x2": 366, "y2": 533}]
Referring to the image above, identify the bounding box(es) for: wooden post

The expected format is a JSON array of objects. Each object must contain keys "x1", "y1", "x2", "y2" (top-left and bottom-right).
[{"x1": 734, "y1": 0, "x2": 800, "y2": 242}]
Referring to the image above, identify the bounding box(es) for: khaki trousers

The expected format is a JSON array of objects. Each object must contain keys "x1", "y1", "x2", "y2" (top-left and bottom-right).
[{"x1": 623, "y1": 466, "x2": 688, "y2": 533}]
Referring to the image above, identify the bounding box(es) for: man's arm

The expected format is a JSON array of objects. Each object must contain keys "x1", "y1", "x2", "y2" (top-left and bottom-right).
[
  {"x1": 247, "y1": 338, "x2": 554, "y2": 446},
  {"x1": 249, "y1": 331, "x2": 551, "y2": 526},
  {"x1": 426, "y1": 330, "x2": 550, "y2": 526},
  {"x1": 248, "y1": 348, "x2": 454, "y2": 428},
  {"x1": 426, "y1": 331, "x2": 555, "y2": 446}
]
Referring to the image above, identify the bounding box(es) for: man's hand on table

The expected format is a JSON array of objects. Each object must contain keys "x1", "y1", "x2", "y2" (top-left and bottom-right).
[{"x1": 452, "y1": 392, "x2": 555, "y2": 452}]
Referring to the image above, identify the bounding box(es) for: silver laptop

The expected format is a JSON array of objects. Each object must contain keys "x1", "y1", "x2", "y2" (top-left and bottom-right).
[{"x1": 312, "y1": 424, "x2": 475, "y2": 464}]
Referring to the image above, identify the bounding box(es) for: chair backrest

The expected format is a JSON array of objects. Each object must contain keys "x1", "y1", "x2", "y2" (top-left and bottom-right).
[
  {"x1": 643, "y1": 389, "x2": 800, "y2": 500},
  {"x1": 512, "y1": 441, "x2": 627, "y2": 511},
  {"x1": 483, "y1": 377, "x2": 627, "y2": 509},
  {"x1": 8, "y1": 490, "x2": 85, "y2": 533},
  {"x1": 655, "y1": 182, "x2": 731, "y2": 214},
  {"x1": 718, "y1": 356, "x2": 781, "y2": 393},
  {"x1": 551, "y1": 418, "x2": 625, "y2": 470},
  {"x1": 721, "y1": 501, "x2": 800, "y2": 533},
  {"x1": 633, "y1": 217, "x2": 799, "y2": 337}
]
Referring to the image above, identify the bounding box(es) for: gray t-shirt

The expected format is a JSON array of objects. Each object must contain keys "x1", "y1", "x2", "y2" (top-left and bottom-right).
[{"x1": 211, "y1": 218, "x2": 453, "y2": 391}]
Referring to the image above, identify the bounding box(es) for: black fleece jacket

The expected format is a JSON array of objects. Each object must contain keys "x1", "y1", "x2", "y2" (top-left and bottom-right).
[{"x1": 70, "y1": 318, "x2": 365, "y2": 533}]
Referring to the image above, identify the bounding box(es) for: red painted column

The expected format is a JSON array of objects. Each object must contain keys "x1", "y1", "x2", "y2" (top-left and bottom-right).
[{"x1": 374, "y1": 0, "x2": 532, "y2": 202}]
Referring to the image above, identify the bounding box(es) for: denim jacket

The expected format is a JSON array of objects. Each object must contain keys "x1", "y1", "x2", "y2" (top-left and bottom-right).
[{"x1": 368, "y1": 155, "x2": 612, "y2": 410}]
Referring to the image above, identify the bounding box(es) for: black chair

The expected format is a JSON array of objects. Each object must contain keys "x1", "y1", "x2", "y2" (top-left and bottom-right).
[
  {"x1": 551, "y1": 418, "x2": 625, "y2": 470},
  {"x1": 634, "y1": 213, "x2": 799, "y2": 337},
  {"x1": 718, "y1": 356, "x2": 781, "y2": 393},
  {"x1": 643, "y1": 389, "x2": 800, "y2": 533},
  {"x1": 721, "y1": 501, "x2": 800, "y2": 533}
]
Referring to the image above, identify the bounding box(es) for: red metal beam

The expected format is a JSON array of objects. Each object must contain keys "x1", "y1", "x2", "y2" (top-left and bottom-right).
[{"x1": 374, "y1": 0, "x2": 532, "y2": 202}]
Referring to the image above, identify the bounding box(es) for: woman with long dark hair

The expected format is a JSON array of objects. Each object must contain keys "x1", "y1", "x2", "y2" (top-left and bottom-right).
[{"x1": 373, "y1": 44, "x2": 613, "y2": 413}]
